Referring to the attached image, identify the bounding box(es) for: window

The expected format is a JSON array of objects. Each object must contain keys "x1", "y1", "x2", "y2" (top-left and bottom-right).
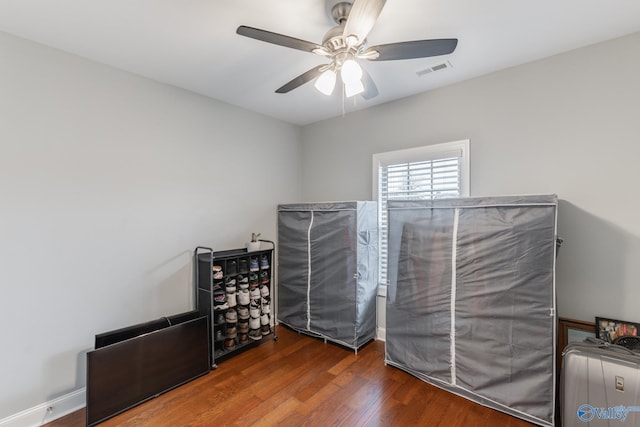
[{"x1": 372, "y1": 140, "x2": 470, "y2": 292}]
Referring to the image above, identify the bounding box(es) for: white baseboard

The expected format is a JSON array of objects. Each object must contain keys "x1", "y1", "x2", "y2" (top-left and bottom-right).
[{"x1": 0, "y1": 388, "x2": 85, "y2": 427}]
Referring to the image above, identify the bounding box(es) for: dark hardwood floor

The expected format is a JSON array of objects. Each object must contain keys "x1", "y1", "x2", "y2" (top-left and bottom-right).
[{"x1": 46, "y1": 326, "x2": 535, "y2": 426}]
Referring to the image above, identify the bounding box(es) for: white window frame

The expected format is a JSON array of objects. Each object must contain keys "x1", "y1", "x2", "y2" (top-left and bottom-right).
[{"x1": 372, "y1": 139, "x2": 470, "y2": 295}]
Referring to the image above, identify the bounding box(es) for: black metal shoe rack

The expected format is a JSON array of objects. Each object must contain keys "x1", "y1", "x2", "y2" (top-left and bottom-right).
[{"x1": 194, "y1": 244, "x2": 275, "y2": 368}]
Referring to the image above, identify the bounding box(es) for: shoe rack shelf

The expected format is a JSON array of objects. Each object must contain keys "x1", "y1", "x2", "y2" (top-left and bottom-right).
[{"x1": 195, "y1": 245, "x2": 274, "y2": 367}]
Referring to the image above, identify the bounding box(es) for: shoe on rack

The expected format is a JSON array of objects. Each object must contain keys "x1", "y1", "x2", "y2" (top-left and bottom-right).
[
  {"x1": 249, "y1": 287, "x2": 261, "y2": 300},
  {"x1": 249, "y1": 329, "x2": 262, "y2": 341},
  {"x1": 237, "y1": 322, "x2": 249, "y2": 334},
  {"x1": 261, "y1": 324, "x2": 271, "y2": 336},
  {"x1": 227, "y1": 260, "x2": 238, "y2": 276},
  {"x1": 213, "y1": 289, "x2": 227, "y2": 305},
  {"x1": 260, "y1": 313, "x2": 270, "y2": 326},
  {"x1": 215, "y1": 329, "x2": 224, "y2": 342},
  {"x1": 225, "y1": 309, "x2": 237, "y2": 324},
  {"x1": 224, "y1": 337, "x2": 236, "y2": 349},
  {"x1": 249, "y1": 316, "x2": 260, "y2": 330},
  {"x1": 237, "y1": 317, "x2": 249, "y2": 330},
  {"x1": 261, "y1": 298, "x2": 271, "y2": 314},
  {"x1": 249, "y1": 257, "x2": 259, "y2": 272},
  {"x1": 250, "y1": 303, "x2": 261, "y2": 318},
  {"x1": 237, "y1": 306, "x2": 250, "y2": 320},
  {"x1": 226, "y1": 326, "x2": 237, "y2": 339},
  {"x1": 250, "y1": 306, "x2": 261, "y2": 319},
  {"x1": 237, "y1": 274, "x2": 248, "y2": 284},
  {"x1": 239, "y1": 333, "x2": 249, "y2": 343},
  {"x1": 260, "y1": 255, "x2": 269, "y2": 269},
  {"x1": 227, "y1": 292, "x2": 237, "y2": 308},
  {"x1": 216, "y1": 313, "x2": 226, "y2": 325},
  {"x1": 213, "y1": 265, "x2": 224, "y2": 280},
  {"x1": 259, "y1": 284, "x2": 270, "y2": 297},
  {"x1": 214, "y1": 302, "x2": 229, "y2": 311},
  {"x1": 238, "y1": 259, "x2": 249, "y2": 275},
  {"x1": 238, "y1": 289, "x2": 250, "y2": 306}
]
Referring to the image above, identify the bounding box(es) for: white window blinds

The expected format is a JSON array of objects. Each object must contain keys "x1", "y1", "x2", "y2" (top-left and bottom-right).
[{"x1": 374, "y1": 141, "x2": 469, "y2": 287}]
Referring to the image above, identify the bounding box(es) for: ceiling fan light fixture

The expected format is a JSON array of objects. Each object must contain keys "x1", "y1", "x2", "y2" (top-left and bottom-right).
[
  {"x1": 340, "y1": 58, "x2": 363, "y2": 85},
  {"x1": 314, "y1": 69, "x2": 337, "y2": 96},
  {"x1": 344, "y1": 79, "x2": 365, "y2": 98},
  {"x1": 236, "y1": 0, "x2": 458, "y2": 102}
]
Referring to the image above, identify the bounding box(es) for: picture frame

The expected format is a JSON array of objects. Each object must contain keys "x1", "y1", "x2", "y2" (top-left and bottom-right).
[
  {"x1": 595, "y1": 316, "x2": 640, "y2": 343},
  {"x1": 557, "y1": 317, "x2": 595, "y2": 373}
]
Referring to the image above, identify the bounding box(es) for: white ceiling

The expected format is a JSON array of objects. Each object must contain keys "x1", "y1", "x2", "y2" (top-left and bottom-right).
[{"x1": 1, "y1": 0, "x2": 640, "y2": 125}]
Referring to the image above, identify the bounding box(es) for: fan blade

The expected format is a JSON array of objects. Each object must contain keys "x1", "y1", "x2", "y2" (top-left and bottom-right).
[
  {"x1": 365, "y1": 39, "x2": 458, "y2": 61},
  {"x1": 276, "y1": 65, "x2": 325, "y2": 94},
  {"x1": 237, "y1": 25, "x2": 322, "y2": 53},
  {"x1": 343, "y1": 0, "x2": 387, "y2": 45},
  {"x1": 360, "y1": 67, "x2": 378, "y2": 100}
]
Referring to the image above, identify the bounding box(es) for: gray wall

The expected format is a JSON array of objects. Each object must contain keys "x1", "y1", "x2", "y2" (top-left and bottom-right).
[
  {"x1": 300, "y1": 32, "x2": 640, "y2": 324},
  {"x1": 0, "y1": 32, "x2": 301, "y2": 419}
]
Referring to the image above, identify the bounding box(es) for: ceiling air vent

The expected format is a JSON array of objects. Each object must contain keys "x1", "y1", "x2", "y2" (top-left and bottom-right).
[{"x1": 416, "y1": 61, "x2": 452, "y2": 77}]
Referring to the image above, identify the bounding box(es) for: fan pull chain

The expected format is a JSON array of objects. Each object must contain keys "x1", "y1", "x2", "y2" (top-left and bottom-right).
[
  {"x1": 342, "y1": 83, "x2": 346, "y2": 117},
  {"x1": 340, "y1": 83, "x2": 359, "y2": 118}
]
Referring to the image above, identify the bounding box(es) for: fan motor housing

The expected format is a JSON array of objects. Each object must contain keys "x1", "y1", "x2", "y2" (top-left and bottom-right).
[{"x1": 322, "y1": 26, "x2": 348, "y2": 50}]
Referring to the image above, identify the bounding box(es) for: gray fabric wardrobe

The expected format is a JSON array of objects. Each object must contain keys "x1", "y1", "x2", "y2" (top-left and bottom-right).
[
  {"x1": 277, "y1": 201, "x2": 378, "y2": 350},
  {"x1": 385, "y1": 195, "x2": 558, "y2": 426}
]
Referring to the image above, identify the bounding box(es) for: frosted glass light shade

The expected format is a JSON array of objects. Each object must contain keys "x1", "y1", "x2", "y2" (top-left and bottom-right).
[
  {"x1": 314, "y1": 70, "x2": 337, "y2": 96},
  {"x1": 340, "y1": 59, "x2": 363, "y2": 86},
  {"x1": 345, "y1": 80, "x2": 365, "y2": 98}
]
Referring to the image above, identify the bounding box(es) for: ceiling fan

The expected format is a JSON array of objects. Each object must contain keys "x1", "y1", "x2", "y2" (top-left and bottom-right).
[{"x1": 236, "y1": 0, "x2": 458, "y2": 99}]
